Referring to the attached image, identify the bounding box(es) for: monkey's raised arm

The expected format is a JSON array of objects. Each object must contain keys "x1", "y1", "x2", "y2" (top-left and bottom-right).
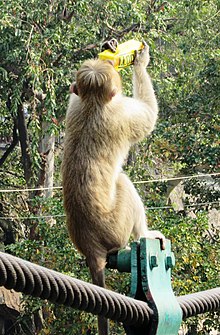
[
  {"x1": 122, "y1": 45, "x2": 158, "y2": 143},
  {"x1": 133, "y1": 67, "x2": 158, "y2": 116},
  {"x1": 122, "y1": 97, "x2": 157, "y2": 143},
  {"x1": 133, "y1": 44, "x2": 158, "y2": 116}
]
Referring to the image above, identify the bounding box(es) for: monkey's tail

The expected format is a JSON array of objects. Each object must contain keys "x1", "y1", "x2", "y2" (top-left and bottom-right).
[{"x1": 87, "y1": 256, "x2": 109, "y2": 334}]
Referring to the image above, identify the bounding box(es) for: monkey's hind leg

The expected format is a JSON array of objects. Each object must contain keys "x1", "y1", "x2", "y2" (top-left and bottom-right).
[
  {"x1": 119, "y1": 173, "x2": 166, "y2": 249},
  {"x1": 116, "y1": 173, "x2": 145, "y2": 235},
  {"x1": 131, "y1": 193, "x2": 166, "y2": 249},
  {"x1": 86, "y1": 255, "x2": 109, "y2": 335}
]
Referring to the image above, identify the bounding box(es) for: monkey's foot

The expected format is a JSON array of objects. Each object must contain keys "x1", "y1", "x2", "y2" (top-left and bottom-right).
[{"x1": 144, "y1": 230, "x2": 166, "y2": 250}]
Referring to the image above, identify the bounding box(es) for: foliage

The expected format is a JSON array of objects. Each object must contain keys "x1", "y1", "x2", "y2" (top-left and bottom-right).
[
  {"x1": 7, "y1": 204, "x2": 220, "y2": 334},
  {"x1": 0, "y1": 0, "x2": 219, "y2": 334}
]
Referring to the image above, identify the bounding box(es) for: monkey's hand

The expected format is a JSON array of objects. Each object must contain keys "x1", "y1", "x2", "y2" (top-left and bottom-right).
[
  {"x1": 144, "y1": 230, "x2": 166, "y2": 250},
  {"x1": 134, "y1": 42, "x2": 150, "y2": 68}
]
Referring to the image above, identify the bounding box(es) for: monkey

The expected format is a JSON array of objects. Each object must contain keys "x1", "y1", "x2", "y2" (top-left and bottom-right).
[{"x1": 62, "y1": 44, "x2": 166, "y2": 335}]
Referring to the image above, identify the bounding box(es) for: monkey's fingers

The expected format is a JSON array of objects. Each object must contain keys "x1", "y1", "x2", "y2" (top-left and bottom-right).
[
  {"x1": 134, "y1": 42, "x2": 150, "y2": 67},
  {"x1": 144, "y1": 230, "x2": 166, "y2": 250},
  {"x1": 158, "y1": 236, "x2": 166, "y2": 251},
  {"x1": 157, "y1": 235, "x2": 166, "y2": 250},
  {"x1": 139, "y1": 41, "x2": 149, "y2": 56}
]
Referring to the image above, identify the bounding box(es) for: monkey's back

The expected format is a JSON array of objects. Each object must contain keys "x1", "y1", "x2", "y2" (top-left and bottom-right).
[{"x1": 62, "y1": 95, "x2": 133, "y2": 257}]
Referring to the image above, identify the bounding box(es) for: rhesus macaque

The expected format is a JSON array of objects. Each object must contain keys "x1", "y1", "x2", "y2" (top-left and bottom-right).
[{"x1": 62, "y1": 44, "x2": 165, "y2": 335}]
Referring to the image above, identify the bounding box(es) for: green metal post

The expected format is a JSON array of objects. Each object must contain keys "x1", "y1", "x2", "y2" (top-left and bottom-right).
[
  {"x1": 140, "y1": 238, "x2": 182, "y2": 335},
  {"x1": 107, "y1": 238, "x2": 182, "y2": 335}
]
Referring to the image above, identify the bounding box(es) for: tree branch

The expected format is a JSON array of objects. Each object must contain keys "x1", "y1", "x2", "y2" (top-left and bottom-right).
[
  {"x1": 0, "y1": 120, "x2": 19, "y2": 167},
  {"x1": 105, "y1": 22, "x2": 141, "y2": 39},
  {"x1": 0, "y1": 61, "x2": 21, "y2": 76}
]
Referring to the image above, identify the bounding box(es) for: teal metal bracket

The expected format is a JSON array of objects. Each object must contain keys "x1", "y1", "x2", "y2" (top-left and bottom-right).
[{"x1": 107, "y1": 238, "x2": 182, "y2": 335}]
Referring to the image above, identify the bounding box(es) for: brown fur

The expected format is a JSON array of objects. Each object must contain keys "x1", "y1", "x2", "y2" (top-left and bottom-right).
[{"x1": 62, "y1": 46, "x2": 165, "y2": 335}]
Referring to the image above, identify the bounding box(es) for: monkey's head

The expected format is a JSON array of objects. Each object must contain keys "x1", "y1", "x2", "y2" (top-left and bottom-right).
[{"x1": 74, "y1": 59, "x2": 122, "y2": 103}]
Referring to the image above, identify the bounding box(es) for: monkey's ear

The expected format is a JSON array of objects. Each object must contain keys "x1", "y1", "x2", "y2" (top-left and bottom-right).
[
  {"x1": 110, "y1": 88, "x2": 117, "y2": 99},
  {"x1": 70, "y1": 82, "x2": 78, "y2": 95},
  {"x1": 106, "y1": 60, "x2": 115, "y2": 67}
]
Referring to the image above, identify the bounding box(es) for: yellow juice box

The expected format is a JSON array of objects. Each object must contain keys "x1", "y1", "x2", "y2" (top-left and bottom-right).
[{"x1": 98, "y1": 40, "x2": 144, "y2": 71}]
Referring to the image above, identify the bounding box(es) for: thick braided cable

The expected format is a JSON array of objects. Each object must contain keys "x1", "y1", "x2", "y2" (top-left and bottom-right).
[
  {"x1": 178, "y1": 288, "x2": 220, "y2": 318},
  {"x1": 0, "y1": 252, "x2": 152, "y2": 326},
  {"x1": 0, "y1": 252, "x2": 219, "y2": 324}
]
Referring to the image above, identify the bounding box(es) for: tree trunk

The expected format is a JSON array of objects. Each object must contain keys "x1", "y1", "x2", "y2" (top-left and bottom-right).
[
  {"x1": 39, "y1": 122, "x2": 55, "y2": 198},
  {"x1": 17, "y1": 103, "x2": 32, "y2": 185}
]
